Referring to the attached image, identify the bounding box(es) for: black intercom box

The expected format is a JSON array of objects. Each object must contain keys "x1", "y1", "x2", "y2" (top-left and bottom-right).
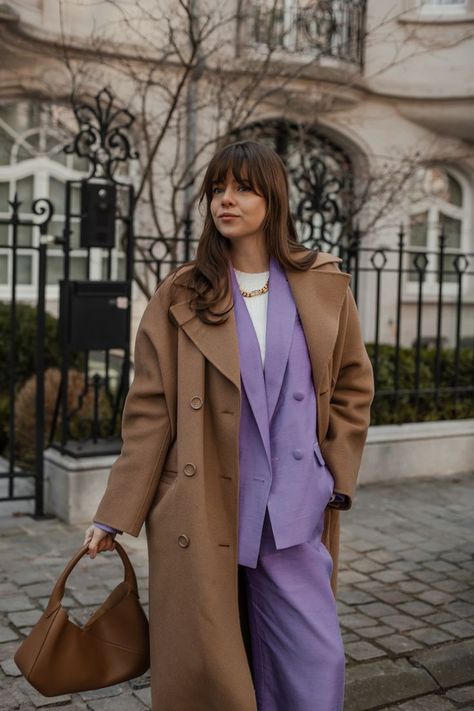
[{"x1": 80, "y1": 181, "x2": 116, "y2": 248}]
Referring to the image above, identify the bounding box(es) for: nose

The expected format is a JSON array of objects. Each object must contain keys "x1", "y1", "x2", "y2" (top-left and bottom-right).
[{"x1": 221, "y1": 185, "x2": 236, "y2": 205}]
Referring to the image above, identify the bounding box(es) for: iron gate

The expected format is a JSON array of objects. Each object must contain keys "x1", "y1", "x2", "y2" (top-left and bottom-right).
[{"x1": 0, "y1": 88, "x2": 137, "y2": 516}]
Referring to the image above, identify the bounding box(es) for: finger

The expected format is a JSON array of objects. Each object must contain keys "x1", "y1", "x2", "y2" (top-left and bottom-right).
[
  {"x1": 88, "y1": 539, "x2": 100, "y2": 558},
  {"x1": 98, "y1": 538, "x2": 111, "y2": 554},
  {"x1": 83, "y1": 526, "x2": 94, "y2": 542}
]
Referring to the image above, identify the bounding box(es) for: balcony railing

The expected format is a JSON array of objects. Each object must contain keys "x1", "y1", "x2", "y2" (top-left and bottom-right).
[{"x1": 248, "y1": 0, "x2": 366, "y2": 67}]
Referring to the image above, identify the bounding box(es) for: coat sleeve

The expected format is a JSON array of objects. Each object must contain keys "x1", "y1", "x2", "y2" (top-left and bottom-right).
[
  {"x1": 93, "y1": 286, "x2": 174, "y2": 537},
  {"x1": 321, "y1": 279, "x2": 375, "y2": 510}
]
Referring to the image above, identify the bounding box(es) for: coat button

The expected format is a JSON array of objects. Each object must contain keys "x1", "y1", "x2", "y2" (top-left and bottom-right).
[
  {"x1": 190, "y1": 396, "x2": 203, "y2": 409},
  {"x1": 292, "y1": 449, "x2": 304, "y2": 460},
  {"x1": 293, "y1": 391, "x2": 305, "y2": 401},
  {"x1": 178, "y1": 534, "x2": 190, "y2": 548},
  {"x1": 184, "y1": 463, "x2": 196, "y2": 477}
]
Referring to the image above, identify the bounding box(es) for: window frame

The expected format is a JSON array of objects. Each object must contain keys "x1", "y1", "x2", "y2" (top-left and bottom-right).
[
  {"x1": 400, "y1": 0, "x2": 474, "y2": 23},
  {"x1": 404, "y1": 165, "x2": 473, "y2": 301},
  {"x1": 420, "y1": 0, "x2": 467, "y2": 15}
]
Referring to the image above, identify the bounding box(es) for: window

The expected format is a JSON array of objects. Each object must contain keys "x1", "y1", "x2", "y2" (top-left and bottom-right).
[
  {"x1": 420, "y1": 0, "x2": 466, "y2": 14},
  {"x1": 0, "y1": 101, "x2": 126, "y2": 297},
  {"x1": 248, "y1": 0, "x2": 365, "y2": 65},
  {"x1": 407, "y1": 166, "x2": 468, "y2": 289}
]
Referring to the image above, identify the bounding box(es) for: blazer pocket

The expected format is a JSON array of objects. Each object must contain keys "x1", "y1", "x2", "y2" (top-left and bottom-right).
[{"x1": 313, "y1": 442, "x2": 326, "y2": 467}]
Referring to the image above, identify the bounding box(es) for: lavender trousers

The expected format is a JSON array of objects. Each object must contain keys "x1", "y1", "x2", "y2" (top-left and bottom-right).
[{"x1": 238, "y1": 508, "x2": 345, "y2": 711}]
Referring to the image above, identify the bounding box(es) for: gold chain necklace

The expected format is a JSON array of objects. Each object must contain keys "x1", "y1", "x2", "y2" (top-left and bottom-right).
[{"x1": 240, "y1": 280, "x2": 269, "y2": 298}]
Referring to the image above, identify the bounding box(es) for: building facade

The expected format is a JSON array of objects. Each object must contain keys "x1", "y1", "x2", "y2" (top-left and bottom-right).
[{"x1": 0, "y1": 0, "x2": 473, "y2": 347}]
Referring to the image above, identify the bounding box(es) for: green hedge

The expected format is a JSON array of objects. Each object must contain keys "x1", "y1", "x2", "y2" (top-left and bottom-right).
[
  {"x1": 1, "y1": 301, "x2": 472, "y2": 454},
  {"x1": 366, "y1": 343, "x2": 474, "y2": 425},
  {"x1": 1, "y1": 303, "x2": 58, "y2": 455},
  {"x1": 0, "y1": 302, "x2": 82, "y2": 456},
  {"x1": 0, "y1": 302, "x2": 63, "y2": 393}
]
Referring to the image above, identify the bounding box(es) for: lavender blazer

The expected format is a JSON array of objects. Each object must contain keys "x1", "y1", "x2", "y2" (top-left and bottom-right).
[{"x1": 230, "y1": 256, "x2": 338, "y2": 568}]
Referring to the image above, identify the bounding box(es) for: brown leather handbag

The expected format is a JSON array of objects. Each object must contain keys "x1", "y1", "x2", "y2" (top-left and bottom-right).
[{"x1": 14, "y1": 540, "x2": 150, "y2": 696}]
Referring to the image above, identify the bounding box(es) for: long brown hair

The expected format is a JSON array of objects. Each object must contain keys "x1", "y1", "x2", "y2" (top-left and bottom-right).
[{"x1": 171, "y1": 140, "x2": 319, "y2": 324}]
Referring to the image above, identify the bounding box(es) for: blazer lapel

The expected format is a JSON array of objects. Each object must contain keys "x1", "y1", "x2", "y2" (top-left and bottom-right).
[
  {"x1": 264, "y1": 255, "x2": 296, "y2": 423},
  {"x1": 229, "y1": 263, "x2": 272, "y2": 469}
]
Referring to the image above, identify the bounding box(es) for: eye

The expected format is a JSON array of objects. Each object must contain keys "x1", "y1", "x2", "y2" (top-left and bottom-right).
[
  {"x1": 238, "y1": 184, "x2": 252, "y2": 192},
  {"x1": 211, "y1": 186, "x2": 222, "y2": 194}
]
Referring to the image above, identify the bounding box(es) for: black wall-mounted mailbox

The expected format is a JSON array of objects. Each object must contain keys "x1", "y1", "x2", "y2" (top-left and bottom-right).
[{"x1": 60, "y1": 280, "x2": 129, "y2": 350}]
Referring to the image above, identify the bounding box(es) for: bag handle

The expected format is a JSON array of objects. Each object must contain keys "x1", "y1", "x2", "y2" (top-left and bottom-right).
[{"x1": 45, "y1": 540, "x2": 139, "y2": 618}]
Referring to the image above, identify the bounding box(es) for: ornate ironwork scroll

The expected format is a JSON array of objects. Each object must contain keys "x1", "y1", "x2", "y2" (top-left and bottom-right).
[
  {"x1": 232, "y1": 118, "x2": 354, "y2": 250},
  {"x1": 64, "y1": 87, "x2": 138, "y2": 184}
]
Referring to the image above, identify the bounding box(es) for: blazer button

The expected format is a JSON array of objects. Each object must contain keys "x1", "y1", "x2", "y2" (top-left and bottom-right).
[
  {"x1": 190, "y1": 396, "x2": 203, "y2": 410},
  {"x1": 293, "y1": 391, "x2": 305, "y2": 401},
  {"x1": 292, "y1": 449, "x2": 304, "y2": 460},
  {"x1": 184, "y1": 462, "x2": 196, "y2": 477},
  {"x1": 178, "y1": 534, "x2": 190, "y2": 548}
]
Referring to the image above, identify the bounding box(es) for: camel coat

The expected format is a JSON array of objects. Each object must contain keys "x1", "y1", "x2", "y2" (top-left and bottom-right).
[{"x1": 94, "y1": 250, "x2": 375, "y2": 711}]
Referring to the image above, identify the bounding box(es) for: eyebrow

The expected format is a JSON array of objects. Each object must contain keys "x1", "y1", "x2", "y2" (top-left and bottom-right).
[{"x1": 211, "y1": 176, "x2": 250, "y2": 186}]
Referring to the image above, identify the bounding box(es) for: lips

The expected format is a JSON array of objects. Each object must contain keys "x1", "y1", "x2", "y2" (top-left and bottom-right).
[{"x1": 219, "y1": 213, "x2": 239, "y2": 218}]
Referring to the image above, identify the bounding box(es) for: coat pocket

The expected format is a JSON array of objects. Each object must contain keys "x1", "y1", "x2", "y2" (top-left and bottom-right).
[
  {"x1": 160, "y1": 469, "x2": 178, "y2": 484},
  {"x1": 151, "y1": 473, "x2": 178, "y2": 513},
  {"x1": 318, "y1": 370, "x2": 330, "y2": 395}
]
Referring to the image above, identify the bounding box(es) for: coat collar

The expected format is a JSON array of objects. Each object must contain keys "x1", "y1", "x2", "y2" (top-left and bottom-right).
[{"x1": 169, "y1": 252, "x2": 350, "y2": 396}]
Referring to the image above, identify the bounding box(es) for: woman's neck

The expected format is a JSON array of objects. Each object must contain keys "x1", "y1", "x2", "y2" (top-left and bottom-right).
[{"x1": 229, "y1": 251, "x2": 269, "y2": 274}]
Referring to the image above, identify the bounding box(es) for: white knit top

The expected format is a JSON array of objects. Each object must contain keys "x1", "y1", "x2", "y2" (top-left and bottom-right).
[{"x1": 233, "y1": 268, "x2": 269, "y2": 366}]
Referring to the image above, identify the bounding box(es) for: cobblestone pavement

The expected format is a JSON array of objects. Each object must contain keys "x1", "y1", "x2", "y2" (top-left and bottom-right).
[{"x1": 0, "y1": 472, "x2": 473, "y2": 711}]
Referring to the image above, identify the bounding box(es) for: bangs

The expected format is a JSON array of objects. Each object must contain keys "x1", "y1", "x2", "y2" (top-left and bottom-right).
[{"x1": 207, "y1": 144, "x2": 265, "y2": 197}]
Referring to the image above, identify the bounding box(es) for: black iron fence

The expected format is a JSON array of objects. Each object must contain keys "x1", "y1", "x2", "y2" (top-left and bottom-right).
[
  {"x1": 335, "y1": 229, "x2": 474, "y2": 425},
  {"x1": 0, "y1": 198, "x2": 53, "y2": 515},
  {"x1": 2, "y1": 207, "x2": 473, "y2": 516},
  {"x1": 131, "y1": 222, "x2": 474, "y2": 425}
]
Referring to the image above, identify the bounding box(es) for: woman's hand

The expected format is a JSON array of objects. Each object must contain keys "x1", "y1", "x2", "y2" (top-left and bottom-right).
[{"x1": 83, "y1": 524, "x2": 116, "y2": 559}]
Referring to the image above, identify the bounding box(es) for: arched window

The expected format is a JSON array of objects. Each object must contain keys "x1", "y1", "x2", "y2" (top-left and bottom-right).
[
  {"x1": 407, "y1": 166, "x2": 468, "y2": 288},
  {"x1": 0, "y1": 101, "x2": 125, "y2": 298},
  {"x1": 231, "y1": 118, "x2": 354, "y2": 249}
]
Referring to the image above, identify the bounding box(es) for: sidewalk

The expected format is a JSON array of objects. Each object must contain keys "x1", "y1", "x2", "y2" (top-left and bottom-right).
[{"x1": 0, "y1": 472, "x2": 473, "y2": 710}]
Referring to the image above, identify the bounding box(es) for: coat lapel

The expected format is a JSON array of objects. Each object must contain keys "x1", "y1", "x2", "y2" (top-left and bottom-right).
[
  {"x1": 169, "y1": 296, "x2": 241, "y2": 393},
  {"x1": 264, "y1": 255, "x2": 296, "y2": 423},
  {"x1": 285, "y1": 261, "x2": 351, "y2": 394},
  {"x1": 168, "y1": 252, "x2": 351, "y2": 401}
]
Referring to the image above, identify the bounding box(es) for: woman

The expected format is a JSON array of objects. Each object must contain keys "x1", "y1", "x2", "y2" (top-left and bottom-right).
[{"x1": 84, "y1": 140, "x2": 374, "y2": 711}]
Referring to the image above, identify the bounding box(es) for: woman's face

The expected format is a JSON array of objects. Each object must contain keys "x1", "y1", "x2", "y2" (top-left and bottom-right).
[{"x1": 210, "y1": 169, "x2": 267, "y2": 245}]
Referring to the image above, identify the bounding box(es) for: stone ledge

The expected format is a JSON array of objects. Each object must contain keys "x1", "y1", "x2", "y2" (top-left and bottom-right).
[{"x1": 360, "y1": 419, "x2": 474, "y2": 486}]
